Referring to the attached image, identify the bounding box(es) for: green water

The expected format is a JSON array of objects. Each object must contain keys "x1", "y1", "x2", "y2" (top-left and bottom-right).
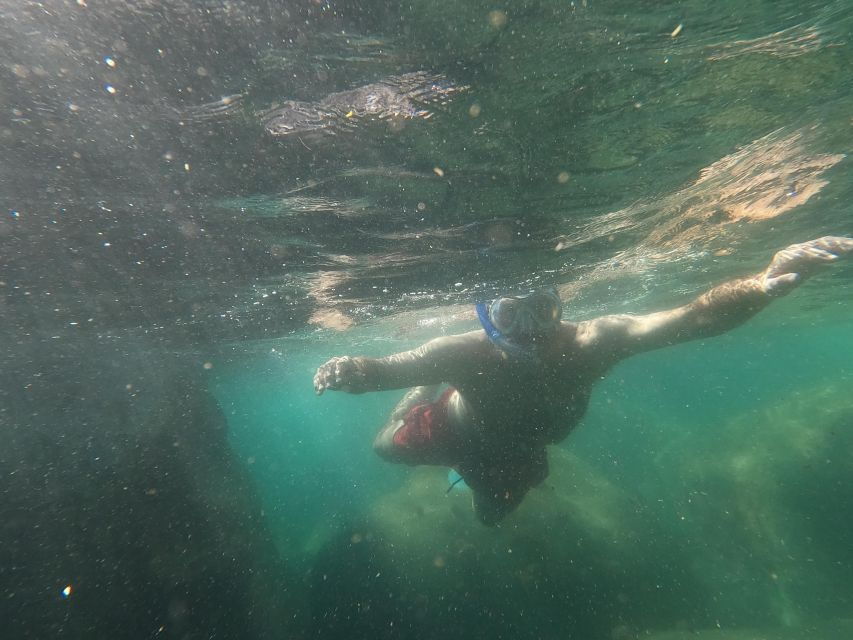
[{"x1": 3, "y1": 0, "x2": 853, "y2": 637}]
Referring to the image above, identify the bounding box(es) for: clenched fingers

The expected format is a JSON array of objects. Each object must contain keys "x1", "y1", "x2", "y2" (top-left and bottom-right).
[{"x1": 313, "y1": 356, "x2": 363, "y2": 395}]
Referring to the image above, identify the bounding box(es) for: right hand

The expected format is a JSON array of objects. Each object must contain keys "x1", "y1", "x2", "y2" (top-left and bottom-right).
[{"x1": 313, "y1": 356, "x2": 365, "y2": 395}]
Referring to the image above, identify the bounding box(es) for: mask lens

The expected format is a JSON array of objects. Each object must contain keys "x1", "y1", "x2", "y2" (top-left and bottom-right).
[
  {"x1": 489, "y1": 297, "x2": 521, "y2": 333},
  {"x1": 529, "y1": 293, "x2": 561, "y2": 326}
]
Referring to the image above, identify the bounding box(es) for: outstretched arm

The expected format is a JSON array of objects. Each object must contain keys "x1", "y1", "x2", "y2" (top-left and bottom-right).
[
  {"x1": 313, "y1": 331, "x2": 484, "y2": 395},
  {"x1": 577, "y1": 236, "x2": 853, "y2": 362}
]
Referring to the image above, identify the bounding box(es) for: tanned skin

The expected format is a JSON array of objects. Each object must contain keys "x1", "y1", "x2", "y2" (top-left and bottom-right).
[{"x1": 313, "y1": 237, "x2": 852, "y2": 524}]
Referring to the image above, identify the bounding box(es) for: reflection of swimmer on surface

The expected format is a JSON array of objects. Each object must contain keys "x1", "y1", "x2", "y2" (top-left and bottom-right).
[
  {"x1": 261, "y1": 71, "x2": 468, "y2": 138},
  {"x1": 177, "y1": 71, "x2": 467, "y2": 138},
  {"x1": 314, "y1": 236, "x2": 853, "y2": 526}
]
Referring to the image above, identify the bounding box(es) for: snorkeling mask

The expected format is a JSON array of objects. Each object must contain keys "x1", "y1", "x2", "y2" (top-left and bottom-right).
[{"x1": 476, "y1": 287, "x2": 563, "y2": 360}]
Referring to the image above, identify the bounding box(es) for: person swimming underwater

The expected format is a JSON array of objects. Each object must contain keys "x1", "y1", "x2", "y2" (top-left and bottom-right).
[{"x1": 313, "y1": 236, "x2": 853, "y2": 525}]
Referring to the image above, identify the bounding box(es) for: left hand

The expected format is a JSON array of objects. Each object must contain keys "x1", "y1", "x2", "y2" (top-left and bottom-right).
[{"x1": 758, "y1": 236, "x2": 853, "y2": 297}]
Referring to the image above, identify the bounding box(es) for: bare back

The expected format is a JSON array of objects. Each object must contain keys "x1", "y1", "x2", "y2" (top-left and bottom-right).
[{"x1": 430, "y1": 324, "x2": 610, "y2": 451}]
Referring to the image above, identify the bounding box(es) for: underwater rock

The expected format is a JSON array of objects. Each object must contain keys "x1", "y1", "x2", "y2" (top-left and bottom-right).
[
  {"x1": 305, "y1": 447, "x2": 697, "y2": 639},
  {"x1": 665, "y1": 382, "x2": 853, "y2": 629},
  {"x1": 0, "y1": 338, "x2": 303, "y2": 639}
]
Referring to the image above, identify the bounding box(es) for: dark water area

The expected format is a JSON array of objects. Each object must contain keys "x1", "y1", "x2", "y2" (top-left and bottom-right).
[{"x1": 2, "y1": 0, "x2": 853, "y2": 638}]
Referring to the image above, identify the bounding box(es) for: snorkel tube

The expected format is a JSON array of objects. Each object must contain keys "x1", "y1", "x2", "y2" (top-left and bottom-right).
[{"x1": 475, "y1": 301, "x2": 539, "y2": 362}]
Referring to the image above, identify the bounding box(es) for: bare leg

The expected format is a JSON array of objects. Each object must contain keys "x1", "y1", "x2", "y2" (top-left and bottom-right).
[{"x1": 373, "y1": 385, "x2": 440, "y2": 462}]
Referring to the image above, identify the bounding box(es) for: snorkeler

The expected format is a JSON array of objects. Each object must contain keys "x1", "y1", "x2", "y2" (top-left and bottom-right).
[{"x1": 313, "y1": 236, "x2": 853, "y2": 525}]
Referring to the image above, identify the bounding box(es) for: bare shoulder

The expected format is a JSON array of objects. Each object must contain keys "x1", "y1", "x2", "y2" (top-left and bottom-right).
[{"x1": 574, "y1": 314, "x2": 639, "y2": 349}]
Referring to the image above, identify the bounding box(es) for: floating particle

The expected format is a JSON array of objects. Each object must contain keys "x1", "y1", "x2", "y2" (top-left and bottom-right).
[
  {"x1": 670, "y1": 23, "x2": 683, "y2": 38},
  {"x1": 468, "y1": 103, "x2": 482, "y2": 118},
  {"x1": 104, "y1": 84, "x2": 117, "y2": 94},
  {"x1": 61, "y1": 585, "x2": 72, "y2": 598},
  {"x1": 9, "y1": 210, "x2": 20, "y2": 218},
  {"x1": 433, "y1": 167, "x2": 445, "y2": 177},
  {"x1": 195, "y1": 66, "x2": 208, "y2": 77},
  {"x1": 202, "y1": 362, "x2": 213, "y2": 370},
  {"x1": 104, "y1": 56, "x2": 116, "y2": 68},
  {"x1": 488, "y1": 10, "x2": 507, "y2": 29},
  {"x1": 417, "y1": 202, "x2": 427, "y2": 211},
  {"x1": 557, "y1": 171, "x2": 570, "y2": 184},
  {"x1": 184, "y1": 163, "x2": 191, "y2": 172},
  {"x1": 76, "y1": 0, "x2": 87, "y2": 5}
]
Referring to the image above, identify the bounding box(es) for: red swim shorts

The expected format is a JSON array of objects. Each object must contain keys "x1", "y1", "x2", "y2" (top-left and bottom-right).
[{"x1": 391, "y1": 388, "x2": 459, "y2": 466}]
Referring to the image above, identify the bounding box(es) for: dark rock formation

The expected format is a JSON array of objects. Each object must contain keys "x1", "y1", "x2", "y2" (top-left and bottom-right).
[{"x1": 0, "y1": 338, "x2": 304, "y2": 639}]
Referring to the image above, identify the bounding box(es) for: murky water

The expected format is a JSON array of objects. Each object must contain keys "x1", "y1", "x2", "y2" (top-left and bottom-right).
[{"x1": 1, "y1": 1, "x2": 852, "y2": 638}]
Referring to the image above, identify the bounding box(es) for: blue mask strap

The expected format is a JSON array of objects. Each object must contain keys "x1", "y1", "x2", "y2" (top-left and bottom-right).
[{"x1": 476, "y1": 302, "x2": 538, "y2": 362}]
